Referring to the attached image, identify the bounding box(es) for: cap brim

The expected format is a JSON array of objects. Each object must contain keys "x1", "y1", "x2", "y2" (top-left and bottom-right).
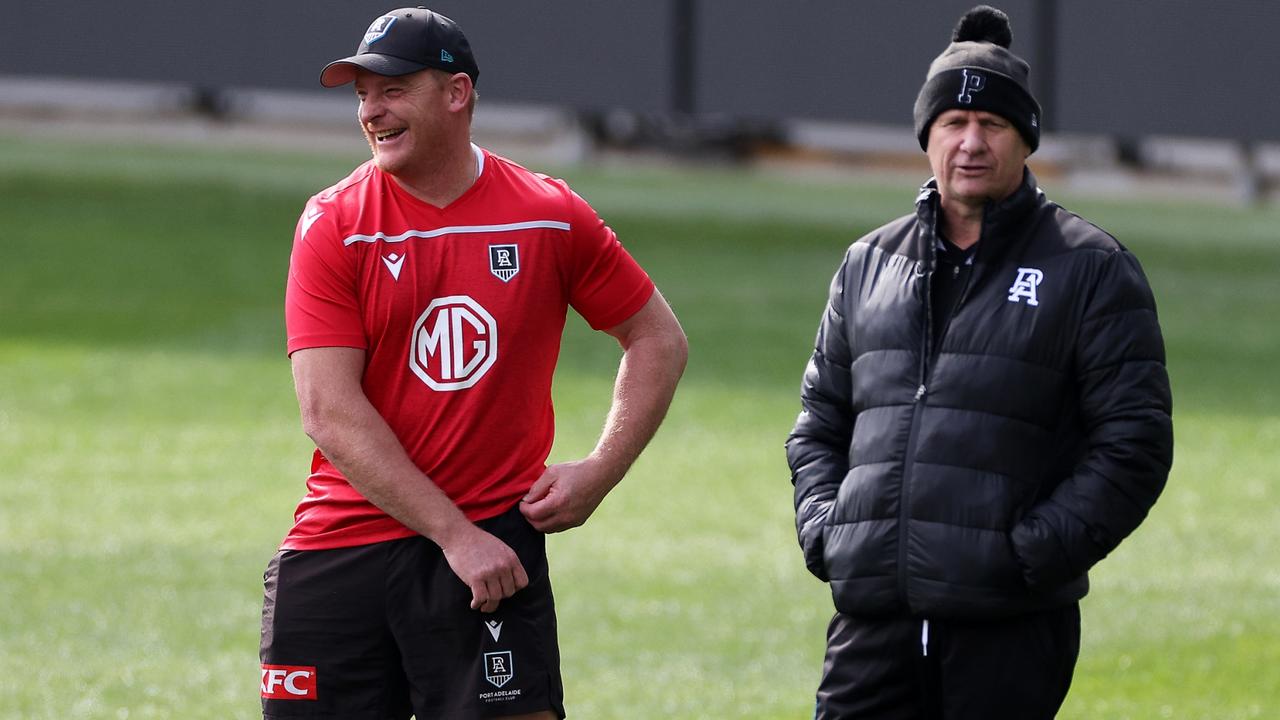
[{"x1": 319, "y1": 54, "x2": 430, "y2": 87}]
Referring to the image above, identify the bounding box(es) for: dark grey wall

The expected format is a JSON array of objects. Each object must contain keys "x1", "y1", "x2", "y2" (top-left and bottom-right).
[
  {"x1": 433, "y1": 1, "x2": 676, "y2": 112},
  {"x1": 694, "y1": 0, "x2": 1035, "y2": 126},
  {"x1": 1055, "y1": 1, "x2": 1280, "y2": 141},
  {"x1": 0, "y1": 1, "x2": 676, "y2": 110},
  {"x1": 2, "y1": 2, "x2": 1274, "y2": 141}
]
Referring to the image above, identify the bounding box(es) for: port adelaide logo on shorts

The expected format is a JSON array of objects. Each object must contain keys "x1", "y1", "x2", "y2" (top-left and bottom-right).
[
  {"x1": 478, "y1": 620, "x2": 522, "y2": 703},
  {"x1": 489, "y1": 243, "x2": 519, "y2": 282},
  {"x1": 484, "y1": 651, "x2": 514, "y2": 687}
]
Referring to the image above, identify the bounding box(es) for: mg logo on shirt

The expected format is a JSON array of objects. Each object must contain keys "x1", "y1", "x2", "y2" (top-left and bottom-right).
[{"x1": 410, "y1": 295, "x2": 498, "y2": 391}]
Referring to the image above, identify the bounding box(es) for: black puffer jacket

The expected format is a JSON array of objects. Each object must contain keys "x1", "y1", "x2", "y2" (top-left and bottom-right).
[{"x1": 787, "y1": 170, "x2": 1173, "y2": 619}]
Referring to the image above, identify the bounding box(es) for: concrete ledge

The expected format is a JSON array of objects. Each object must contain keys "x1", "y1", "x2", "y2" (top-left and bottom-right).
[{"x1": 2, "y1": 74, "x2": 1277, "y2": 205}]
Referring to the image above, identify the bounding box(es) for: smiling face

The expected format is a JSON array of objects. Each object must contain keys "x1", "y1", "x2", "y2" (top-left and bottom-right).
[
  {"x1": 354, "y1": 69, "x2": 456, "y2": 179},
  {"x1": 927, "y1": 109, "x2": 1030, "y2": 212}
]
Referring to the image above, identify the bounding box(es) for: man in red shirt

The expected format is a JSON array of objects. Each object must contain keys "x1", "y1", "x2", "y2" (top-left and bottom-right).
[{"x1": 260, "y1": 8, "x2": 687, "y2": 719}]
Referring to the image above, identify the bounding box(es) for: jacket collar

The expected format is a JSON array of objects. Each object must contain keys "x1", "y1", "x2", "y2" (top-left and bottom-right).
[{"x1": 914, "y1": 167, "x2": 1045, "y2": 265}]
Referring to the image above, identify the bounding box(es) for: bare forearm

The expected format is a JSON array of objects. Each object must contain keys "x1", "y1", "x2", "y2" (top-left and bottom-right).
[
  {"x1": 590, "y1": 327, "x2": 687, "y2": 482},
  {"x1": 302, "y1": 393, "x2": 470, "y2": 545},
  {"x1": 291, "y1": 346, "x2": 525, "y2": 611},
  {"x1": 518, "y1": 291, "x2": 686, "y2": 533}
]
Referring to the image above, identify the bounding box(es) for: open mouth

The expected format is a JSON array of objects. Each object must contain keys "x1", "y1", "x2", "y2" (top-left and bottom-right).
[{"x1": 375, "y1": 128, "x2": 406, "y2": 143}]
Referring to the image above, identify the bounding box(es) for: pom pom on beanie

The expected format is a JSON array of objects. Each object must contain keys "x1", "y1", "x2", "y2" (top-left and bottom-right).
[{"x1": 912, "y1": 5, "x2": 1042, "y2": 152}]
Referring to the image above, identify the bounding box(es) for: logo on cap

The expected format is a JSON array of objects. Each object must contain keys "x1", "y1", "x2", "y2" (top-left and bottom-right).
[
  {"x1": 958, "y1": 69, "x2": 986, "y2": 104},
  {"x1": 365, "y1": 16, "x2": 396, "y2": 46},
  {"x1": 441, "y1": 49, "x2": 455, "y2": 64}
]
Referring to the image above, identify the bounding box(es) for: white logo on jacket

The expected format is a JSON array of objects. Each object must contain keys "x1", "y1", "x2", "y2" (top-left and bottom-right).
[{"x1": 1007, "y1": 267, "x2": 1044, "y2": 306}]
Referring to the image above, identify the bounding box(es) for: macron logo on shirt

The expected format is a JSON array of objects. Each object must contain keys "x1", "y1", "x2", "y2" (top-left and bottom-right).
[{"x1": 300, "y1": 207, "x2": 325, "y2": 239}]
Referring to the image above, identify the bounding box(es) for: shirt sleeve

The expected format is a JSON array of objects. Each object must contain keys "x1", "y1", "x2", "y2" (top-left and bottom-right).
[
  {"x1": 284, "y1": 199, "x2": 368, "y2": 355},
  {"x1": 565, "y1": 189, "x2": 654, "y2": 331}
]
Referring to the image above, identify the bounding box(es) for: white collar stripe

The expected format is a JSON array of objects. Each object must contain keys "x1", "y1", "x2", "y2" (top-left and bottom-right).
[{"x1": 342, "y1": 220, "x2": 570, "y2": 247}]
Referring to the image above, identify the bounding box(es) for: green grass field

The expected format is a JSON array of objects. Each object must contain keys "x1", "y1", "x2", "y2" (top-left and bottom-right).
[{"x1": 1, "y1": 134, "x2": 1277, "y2": 719}]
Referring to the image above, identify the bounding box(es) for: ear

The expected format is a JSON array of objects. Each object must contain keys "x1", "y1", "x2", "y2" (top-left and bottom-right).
[{"x1": 445, "y1": 73, "x2": 473, "y2": 113}]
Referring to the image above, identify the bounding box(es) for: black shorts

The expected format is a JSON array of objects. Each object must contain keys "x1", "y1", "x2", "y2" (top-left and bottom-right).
[{"x1": 260, "y1": 504, "x2": 564, "y2": 719}]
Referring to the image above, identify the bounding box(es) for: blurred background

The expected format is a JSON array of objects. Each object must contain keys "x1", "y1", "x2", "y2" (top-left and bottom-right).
[
  {"x1": 3, "y1": 0, "x2": 1279, "y2": 202},
  {"x1": 2, "y1": 2, "x2": 1277, "y2": 719}
]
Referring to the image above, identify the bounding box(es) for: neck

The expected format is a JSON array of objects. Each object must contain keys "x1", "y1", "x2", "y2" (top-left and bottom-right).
[
  {"x1": 937, "y1": 199, "x2": 983, "y2": 250},
  {"x1": 390, "y1": 141, "x2": 477, "y2": 207}
]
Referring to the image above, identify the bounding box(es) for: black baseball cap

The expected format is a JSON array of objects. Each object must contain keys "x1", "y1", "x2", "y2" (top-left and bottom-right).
[{"x1": 320, "y1": 7, "x2": 479, "y2": 88}]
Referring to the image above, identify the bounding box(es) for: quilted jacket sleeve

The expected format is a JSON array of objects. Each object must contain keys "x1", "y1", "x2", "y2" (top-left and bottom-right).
[
  {"x1": 1011, "y1": 248, "x2": 1174, "y2": 588},
  {"x1": 786, "y1": 252, "x2": 857, "y2": 582}
]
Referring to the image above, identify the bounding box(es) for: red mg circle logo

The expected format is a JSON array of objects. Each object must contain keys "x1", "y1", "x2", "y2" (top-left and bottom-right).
[{"x1": 409, "y1": 295, "x2": 498, "y2": 391}]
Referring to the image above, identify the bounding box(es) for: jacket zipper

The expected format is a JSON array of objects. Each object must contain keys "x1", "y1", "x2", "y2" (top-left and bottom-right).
[
  {"x1": 933, "y1": 266, "x2": 975, "y2": 362},
  {"x1": 898, "y1": 256, "x2": 932, "y2": 607},
  {"x1": 898, "y1": 377, "x2": 928, "y2": 606},
  {"x1": 899, "y1": 211, "x2": 985, "y2": 607}
]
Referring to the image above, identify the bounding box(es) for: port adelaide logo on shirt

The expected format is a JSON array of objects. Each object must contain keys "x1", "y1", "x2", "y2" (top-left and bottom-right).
[{"x1": 489, "y1": 243, "x2": 519, "y2": 282}]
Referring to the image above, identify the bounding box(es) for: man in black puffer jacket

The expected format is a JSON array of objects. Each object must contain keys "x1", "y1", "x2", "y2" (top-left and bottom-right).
[{"x1": 786, "y1": 6, "x2": 1173, "y2": 719}]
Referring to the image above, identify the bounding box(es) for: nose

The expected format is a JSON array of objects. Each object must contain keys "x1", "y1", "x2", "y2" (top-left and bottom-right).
[
  {"x1": 358, "y1": 94, "x2": 383, "y2": 126},
  {"x1": 957, "y1": 121, "x2": 986, "y2": 154}
]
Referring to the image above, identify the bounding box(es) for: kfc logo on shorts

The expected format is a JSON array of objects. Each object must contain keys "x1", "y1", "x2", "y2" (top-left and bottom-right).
[
  {"x1": 261, "y1": 664, "x2": 318, "y2": 700},
  {"x1": 409, "y1": 295, "x2": 498, "y2": 391}
]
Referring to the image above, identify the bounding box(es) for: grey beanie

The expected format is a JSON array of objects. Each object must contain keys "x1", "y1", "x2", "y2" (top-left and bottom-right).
[{"x1": 912, "y1": 5, "x2": 1042, "y2": 152}]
